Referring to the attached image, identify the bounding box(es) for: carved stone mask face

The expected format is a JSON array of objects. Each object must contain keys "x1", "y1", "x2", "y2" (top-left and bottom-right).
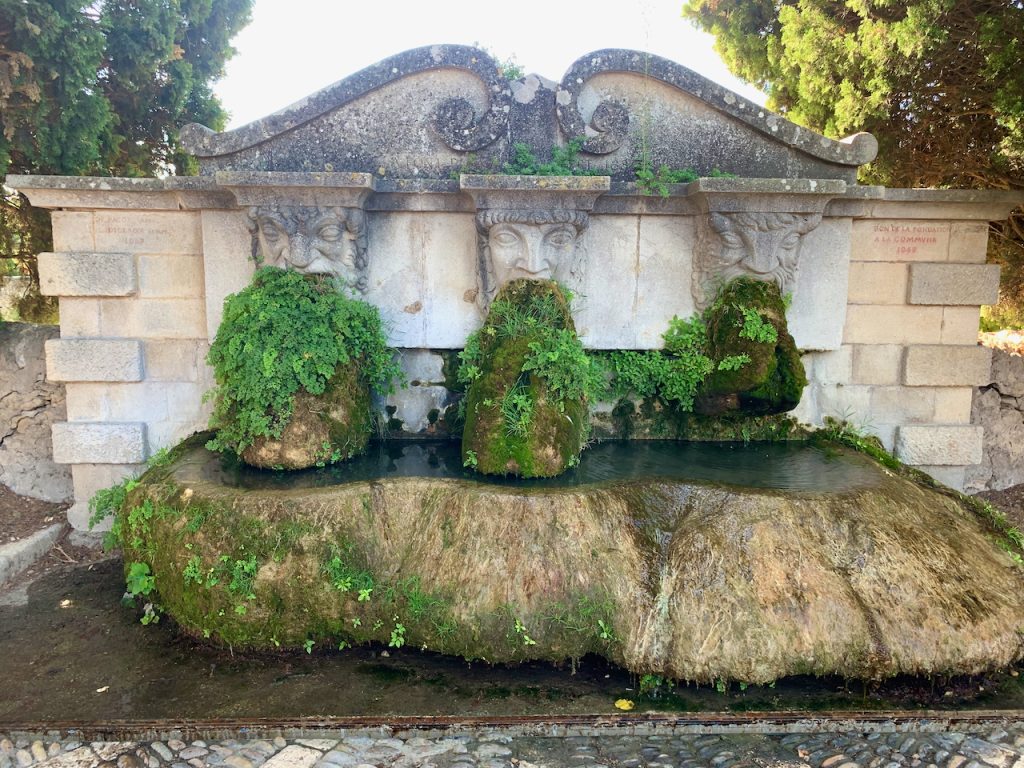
[
  {"x1": 249, "y1": 206, "x2": 368, "y2": 291},
  {"x1": 475, "y1": 210, "x2": 589, "y2": 309},
  {"x1": 488, "y1": 222, "x2": 579, "y2": 285},
  {"x1": 716, "y1": 221, "x2": 804, "y2": 277}
]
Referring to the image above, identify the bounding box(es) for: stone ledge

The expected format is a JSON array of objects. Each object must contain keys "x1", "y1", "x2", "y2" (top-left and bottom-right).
[
  {"x1": 38, "y1": 252, "x2": 136, "y2": 297},
  {"x1": 51, "y1": 421, "x2": 147, "y2": 465},
  {"x1": 895, "y1": 424, "x2": 983, "y2": 466},
  {"x1": 903, "y1": 345, "x2": 992, "y2": 387},
  {"x1": 45, "y1": 339, "x2": 144, "y2": 382},
  {"x1": 908, "y1": 263, "x2": 1000, "y2": 305}
]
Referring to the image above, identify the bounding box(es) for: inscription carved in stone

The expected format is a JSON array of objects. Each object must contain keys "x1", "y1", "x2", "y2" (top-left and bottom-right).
[
  {"x1": 693, "y1": 212, "x2": 822, "y2": 309},
  {"x1": 247, "y1": 206, "x2": 368, "y2": 292},
  {"x1": 475, "y1": 209, "x2": 589, "y2": 309}
]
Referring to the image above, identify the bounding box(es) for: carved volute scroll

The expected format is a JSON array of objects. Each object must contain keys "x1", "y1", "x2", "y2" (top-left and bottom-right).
[
  {"x1": 248, "y1": 205, "x2": 369, "y2": 294},
  {"x1": 692, "y1": 211, "x2": 823, "y2": 309},
  {"x1": 474, "y1": 209, "x2": 590, "y2": 309}
]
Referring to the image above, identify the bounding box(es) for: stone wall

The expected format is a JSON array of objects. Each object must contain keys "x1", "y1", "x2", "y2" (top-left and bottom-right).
[
  {"x1": 0, "y1": 322, "x2": 72, "y2": 502},
  {"x1": 965, "y1": 348, "x2": 1024, "y2": 492}
]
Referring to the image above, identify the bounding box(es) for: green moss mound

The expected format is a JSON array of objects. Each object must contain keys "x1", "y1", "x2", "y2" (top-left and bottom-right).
[
  {"x1": 460, "y1": 280, "x2": 596, "y2": 477},
  {"x1": 205, "y1": 267, "x2": 401, "y2": 469},
  {"x1": 699, "y1": 278, "x2": 807, "y2": 414}
]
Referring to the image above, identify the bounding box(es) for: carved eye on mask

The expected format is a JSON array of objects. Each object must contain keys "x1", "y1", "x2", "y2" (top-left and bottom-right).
[
  {"x1": 781, "y1": 232, "x2": 801, "y2": 249},
  {"x1": 719, "y1": 232, "x2": 743, "y2": 248},
  {"x1": 492, "y1": 227, "x2": 521, "y2": 247},
  {"x1": 260, "y1": 221, "x2": 282, "y2": 241},
  {"x1": 318, "y1": 224, "x2": 343, "y2": 241},
  {"x1": 544, "y1": 227, "x2": 576, "y2": 248}
]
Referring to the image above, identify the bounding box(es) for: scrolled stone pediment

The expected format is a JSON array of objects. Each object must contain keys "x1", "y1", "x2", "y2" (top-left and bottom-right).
[{"x1": 180, "y1": 45, "x2": 876, "y2": 182}]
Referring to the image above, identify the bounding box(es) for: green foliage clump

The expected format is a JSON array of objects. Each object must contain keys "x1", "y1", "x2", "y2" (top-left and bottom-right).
[
  {"x1": 205, "y1": 267, "x2": 401, "y2": 455},
  {"x1": 502, "y1": 139, "x2": 602, "y2": 176},
  {"x1": 460, "y1": 280, "x2": 596, "y2": 476},
  {"x1": 634, "y1": 165, "x2": 735, "y2": 197}
]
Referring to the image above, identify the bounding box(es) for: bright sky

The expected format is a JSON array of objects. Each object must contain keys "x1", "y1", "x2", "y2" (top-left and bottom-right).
[{"x1": 214, "y1": 0, "x2": 767, "y2": 130}]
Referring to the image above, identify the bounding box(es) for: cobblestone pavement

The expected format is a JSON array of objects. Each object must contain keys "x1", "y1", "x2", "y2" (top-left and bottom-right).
[{"x1": 2, "y1": 725, "x2": 1024, "y2": 768}]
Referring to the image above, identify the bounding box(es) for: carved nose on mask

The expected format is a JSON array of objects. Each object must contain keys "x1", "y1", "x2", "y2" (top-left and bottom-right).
[
  {"x1": 284, "y1": 233, "x2": 312, "y2": 267},
  {"x1": 749, "y1": 249, "x2": 775, "y2": 274}
]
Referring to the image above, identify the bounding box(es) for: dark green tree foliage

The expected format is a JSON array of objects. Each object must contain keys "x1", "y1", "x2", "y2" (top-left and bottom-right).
[
  {"x1": 0, "y1": 0, "x2": 252, "y2": 317},
  {"x1": 683, "y1": 0, "x2": 1024, "y2": 322}
]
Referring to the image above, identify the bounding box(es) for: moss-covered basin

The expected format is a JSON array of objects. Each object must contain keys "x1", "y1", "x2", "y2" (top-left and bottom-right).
[{"x1": 123, "y1": 440, "x2": 1024, "y2": 683}]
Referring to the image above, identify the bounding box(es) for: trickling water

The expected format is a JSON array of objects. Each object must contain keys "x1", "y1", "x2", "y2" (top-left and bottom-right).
[{"x1": 204, "y1": 440, "x2": 882, "y2": 493}]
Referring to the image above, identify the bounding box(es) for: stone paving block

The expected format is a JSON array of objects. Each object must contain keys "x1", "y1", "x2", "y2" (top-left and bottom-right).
[
  {"x1": 262, "y1": 745, "x2": 322, "y2": 768},
  {"x1": 99, "y1": 298, "x2": 207, "y2": 339},
  {"x1": 903, "y1": 345, "x2": 992, "y2": 386},
  {"x1": 52, "y1": 421, "x2": 147, "y2": 464},
  {"x1": 909, "y1": 263, "x2": 1000, "y2": 306},
  {"x1": 933, "y1": 388, "x2": 975, "y2": 423},
  {"x1": 38, "y1": 252, "x2": 136, "y2": 297},
  {"x1": 895, "y1": 424, "x2": 983, "y2": 466},
  {"x1": 869, "y1": 386, "x2": 936, "y2": 424},
  {"x1": 144, "y1": 340, "x2": 201, "y2": 382},
  {"x1": 46, "y1": 338, "x2": 144, "y2": 382}
]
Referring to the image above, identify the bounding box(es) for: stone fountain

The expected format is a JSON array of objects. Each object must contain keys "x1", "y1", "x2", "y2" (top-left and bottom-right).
[{"x1": 6, "y1": 46, "x2": 1024, "y2": 682}]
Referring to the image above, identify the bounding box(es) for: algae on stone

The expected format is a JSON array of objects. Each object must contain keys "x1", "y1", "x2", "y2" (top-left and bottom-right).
[
  {"x1": 460, "y1": 279, "x2": 591, "y2": 477},
  {"x1": 698, "y1": 278, "x2": 807, "y2": 415},
  {"x1": 120, "y1": 441, "x2": 1024, "y2": 682}
]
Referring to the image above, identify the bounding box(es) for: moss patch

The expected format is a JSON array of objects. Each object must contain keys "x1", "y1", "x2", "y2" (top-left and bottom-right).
[{"x1": 460, "y1": 280, "x2": 592, "y2": 477}]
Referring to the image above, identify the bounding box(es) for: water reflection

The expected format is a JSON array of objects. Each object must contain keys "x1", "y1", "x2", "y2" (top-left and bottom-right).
[{"x1": 205, "y1": 440, "x2": 882, "y2": 493}]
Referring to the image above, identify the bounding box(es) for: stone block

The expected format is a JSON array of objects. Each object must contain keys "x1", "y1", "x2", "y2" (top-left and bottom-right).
[
  {"x1": 144, "y1": 340, "x2": 201, "y2": 381},
  {"x1": 52, "y1": 421, "x2": 147, "y2": 464},
  {"x1": 933, "y1": 387, "x2": 974, "y2": 424},
  {"x1": 38, "y1": 252, "x2": 136, "y2": 297},
  {"x1": 807, "y1": 347, "x2": 852, "y2": 385},
  {"x1": 851, "y1": 220, "x2": 949, "y2": 262},
  {"x1": 851, "y1": 344, "x2": 902, "y2": 385},
  {"x1": 847, "y1": 262, "x2": 908, "y2": 305},
  {"x1": 991, "y1": 348, "x2": 1024, "y2": 396},
  {"x1": 869, "y1": 386, "x2": 936, "y2": 425},
  {"x1": 916, "y1": 465, "x2": 967, "y2": 491},
  {"x1": 628, "y1": 215, "x2": 694, "y2": 349},
  {"x1": 942, "y1": 306, "x2": 982, "y2": 345},
  {"x1": 417, "y1": 212, "x2": 481, "y2": 348},
  {"x1": 45, "y1": 338, "x2": 144, "y2": 382},
  {"x1": 64, "y1": 383, "x2": 108, "y2": 422},
  {"x1": 146, "y1": 418, "x2": 208, "y2": 455},
  {"x1": 844, "y1": 305, "x2": 943, "y2": 345},
  {"x1": 903, "y1": 345, "x2": 992, "y2": 386},
  {"x1": 948, "y1": 222, "x2": 990, "y2": 264},
  {"x1": 138, "y1": 254, "x2": 204, "y2": 298},
  {"x1": 399, "y1": 349, "x2": 445, "y2": 385},
  {"x1": 815, "y1": 383, "x2": 873, "y2": 424},
  {"x1": 69, "y1": 463, "x2": 144, "y2": 531},
  {"x1": 58, "y1": 298, "x2": 101, "y2": 337},
  {"x1": 51, "y1": 211, "x2": 95, "y2": 252},
  {"x1": 785, "y1": 217, "x2": 851, "y2": 352},
  {"x1": 908, "y1": 263, "x2": 1000, "y2": 305},
  {"x1": 99, "y1": 298, "x2": 207, "y2": 339},
  {"x1": 94, "y1": 211, "x2": 201, "y2": 253},
  {"x1": 895, "y1": 424, "x2": 983, "y2": 466},
  {"x1": 201, "y1": 210, "x2": 256, "y2": 340}
]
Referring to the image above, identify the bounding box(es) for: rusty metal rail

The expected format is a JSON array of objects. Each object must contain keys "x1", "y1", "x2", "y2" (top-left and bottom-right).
[{"x1": 2, "y1": 710, "x2": 1024, "y2": 742}]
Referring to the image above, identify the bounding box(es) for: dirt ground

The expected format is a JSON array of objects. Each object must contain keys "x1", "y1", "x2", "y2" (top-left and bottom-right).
[{"x1": 0, "y1": 484, "x2": 107, "y2": 585}]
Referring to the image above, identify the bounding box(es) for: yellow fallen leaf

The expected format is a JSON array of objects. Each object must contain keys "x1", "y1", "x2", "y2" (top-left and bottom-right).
[
  {"x1": 96, "y1": 686, "x2": 109, "y2": 693},
  {"x1": 614, "y1": 698, "x2": 634, "y2": 710}
]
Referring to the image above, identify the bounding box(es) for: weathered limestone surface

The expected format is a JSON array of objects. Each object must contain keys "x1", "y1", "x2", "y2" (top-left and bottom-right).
[
  {"x1": 128, "y1": 443, "x2": 1024, "y2": 682},
  {"x1": 965, "y1": 348, "x2": 1024, "y2": 491},
  {"x1": 0, "y1": 323, "x2": 72, "y2": 502}
]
